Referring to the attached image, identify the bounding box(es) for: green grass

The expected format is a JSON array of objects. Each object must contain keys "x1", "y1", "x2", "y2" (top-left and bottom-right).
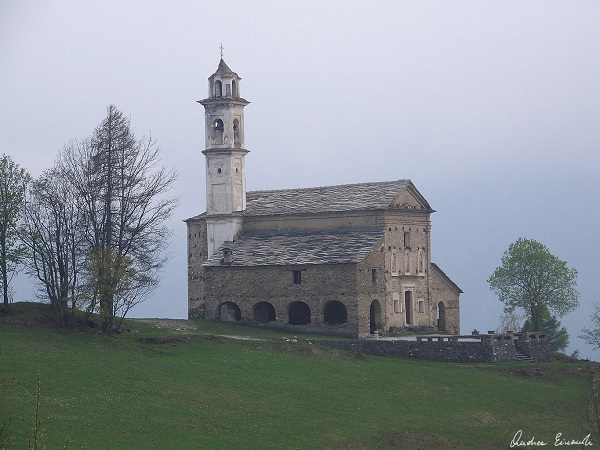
[{"x1": 0, "y1": 303, "x2": 596, "y2": 449}]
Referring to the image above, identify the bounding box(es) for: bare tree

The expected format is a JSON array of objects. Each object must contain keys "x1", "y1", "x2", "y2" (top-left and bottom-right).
[
  {"x1": 61, "y1": 106, "x2": 178, "y2": 333},
  {"x1": 0, "y1": 154, "x2": 31, "y2": 308},
  {"x1": 580, "y1": 302, "x2": 600, "y2": 351},
  {"x1": 20, "y1": 168, "x2": 84, "y2": 326}
]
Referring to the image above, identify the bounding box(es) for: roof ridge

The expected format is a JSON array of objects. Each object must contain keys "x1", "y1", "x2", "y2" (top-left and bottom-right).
[{"x1": 247, "y1": 179, "x2": 411, "y2": 195}]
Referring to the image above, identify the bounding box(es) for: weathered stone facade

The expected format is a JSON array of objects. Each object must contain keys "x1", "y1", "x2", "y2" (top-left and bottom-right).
[{"x1": 186, "y1": 59, "x2": 462, "y2": 338}]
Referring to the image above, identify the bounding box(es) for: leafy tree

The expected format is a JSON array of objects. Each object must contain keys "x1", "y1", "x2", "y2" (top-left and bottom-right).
[
  {"x1": 60, "y1": 105, "x2": 178, "y2": 333},
  {"x1": 522, "y1": 304, "x2": 569, "y2": 352},
  {"x1": 488, "y1": 238, "x2": 579, "y2": 332},
  {"x1": 20, "y1": 168, "x2": 84, "y2": 327},
  {"x1": 0, "y1": 154, "x2": 31, "y2": 307},
  {"x1": 580, "y1": 302, "x2": 600, "y2": 351}
]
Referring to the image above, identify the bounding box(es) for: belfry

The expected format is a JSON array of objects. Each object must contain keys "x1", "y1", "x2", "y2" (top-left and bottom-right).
[{"x1": 198, "y1": 58, "x2": 249, "y2": 256}]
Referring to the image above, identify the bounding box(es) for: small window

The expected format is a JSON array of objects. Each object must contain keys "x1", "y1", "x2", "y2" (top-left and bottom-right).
[
  {"x1": 394, "y1": 300, "x2": 400, "y2": 313},
  {"x1": 404, "y1": 232, "x2": 411, "y2": 248},
  {"x1": 293, "y1": 270, "x2": 302, "y2": 285},
  {"x1": 371, "y1": 268, "x2": 377, "y2": 283},
  {"x1": 215, "y1": 80, "x2": 222, "y2": 97},
  {"x1": 418, "y1": 300, "x2": 424, "y2": 314},
  {"x1": 391, "y1": 251, "x2": 397, "y2": 274}
]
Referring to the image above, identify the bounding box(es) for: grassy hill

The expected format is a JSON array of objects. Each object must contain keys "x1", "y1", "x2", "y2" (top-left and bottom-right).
[{"x1": 0, "y1": 303, "x2": 596, "y2": 449}]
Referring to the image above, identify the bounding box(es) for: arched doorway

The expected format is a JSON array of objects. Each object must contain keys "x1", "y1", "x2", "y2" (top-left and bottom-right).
[
  {"x1": 288, "y1": 301, "x2": 311, "y2": 325},
  {"x1": 218, "y1": 302, "x2": 241, "y2": 322},
  {"x1": 369, "y1": 300, "x2": 382, "y2": 334},
  {"x1": 437, "y1": 301, "x2": 446, "y2": 331},
  {"x1": 323, "y1": 301, "x2": 348, "y2": 325},
  {"x1": 254, "y1": 301, "x2": 276, "y2": 323}
]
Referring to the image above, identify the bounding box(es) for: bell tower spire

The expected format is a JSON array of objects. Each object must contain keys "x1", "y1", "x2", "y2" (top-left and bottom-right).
[{"x1": 198, "y1": 56, "x2": 250, "y2": 256}]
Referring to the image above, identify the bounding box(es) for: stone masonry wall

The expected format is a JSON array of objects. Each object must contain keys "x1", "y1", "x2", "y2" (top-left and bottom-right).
[
  {"x1": 311, "y1": 334, "x2": 549, "y2": 363},
  {"x1": 187, "y1": 218, "x2": 208, "y2": 318},
  {"x1": 203, "y1": 263, "x2": 361, "y2": 336}
]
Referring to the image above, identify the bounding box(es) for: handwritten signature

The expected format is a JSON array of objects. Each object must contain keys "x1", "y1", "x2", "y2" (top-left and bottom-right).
[{"x1": 510, "y1": 430, "x2": 593, "y2": 447}]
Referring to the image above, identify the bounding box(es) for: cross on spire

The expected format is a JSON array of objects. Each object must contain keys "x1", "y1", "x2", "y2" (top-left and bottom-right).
[{"x1": 219, "y1": 43, "x2": 224, "y2": 59}]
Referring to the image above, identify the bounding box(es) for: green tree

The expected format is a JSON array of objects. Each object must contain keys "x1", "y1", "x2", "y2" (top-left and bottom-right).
[
  {"x1": 488, "y1": 238, "x2": 579, "y2": 332},
  {"x1": 0, "y1": 154, "x2": 31, "y2": 307},
  {"x1": 522, "y1": 304, "x2": 569, "y2": 352}
]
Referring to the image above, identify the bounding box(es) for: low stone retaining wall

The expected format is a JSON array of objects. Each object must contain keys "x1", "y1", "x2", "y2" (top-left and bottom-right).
[{"x1": 311, "y1": 332, "x2": 549, "y2": 363}]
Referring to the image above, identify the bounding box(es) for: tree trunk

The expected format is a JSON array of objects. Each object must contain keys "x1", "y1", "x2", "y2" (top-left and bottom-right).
[
  {"x1": 1, "y1": 264, "x2": 8, "y2": 306},
  {"x1": 531, "y1": 304, "x2": 542, "y2": 331}
]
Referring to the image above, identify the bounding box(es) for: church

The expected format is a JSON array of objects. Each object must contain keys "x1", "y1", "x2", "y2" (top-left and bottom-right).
[{"x1": 186, "y1": 58, "x2": 461, "y2": 338}]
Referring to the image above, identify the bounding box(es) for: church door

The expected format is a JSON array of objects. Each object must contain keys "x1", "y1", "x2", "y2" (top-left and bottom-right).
[
  {"x1": 405, "y1": 291, "x2": 412, "y2": 325},
  {"x1": 437, "y1": 302, "x2": 446, "y2": 331}
]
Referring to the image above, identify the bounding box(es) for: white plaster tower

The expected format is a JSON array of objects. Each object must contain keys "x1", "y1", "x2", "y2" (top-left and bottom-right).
[{"x1": 198, "y1": 57, "x2": 250, "y2": 256}]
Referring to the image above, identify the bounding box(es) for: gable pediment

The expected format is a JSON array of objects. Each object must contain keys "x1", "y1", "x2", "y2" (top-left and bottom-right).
[{"x1": 388, "y1": 183, "x2": 433, "y2": 211}]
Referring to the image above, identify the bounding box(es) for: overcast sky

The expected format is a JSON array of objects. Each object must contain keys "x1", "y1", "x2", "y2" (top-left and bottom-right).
[{"x1": 2, "y1": 1, "x2": 599, "y2": 359}]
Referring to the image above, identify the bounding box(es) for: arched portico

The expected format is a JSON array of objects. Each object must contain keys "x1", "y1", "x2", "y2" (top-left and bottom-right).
[
  {"x1": 288, "y1": 301, "x2": 311, "y2": 325},
  {"x1": 323, "y1": 300, "x2": 348, "y2": 325},
  {"x1": 218, "y1": 301, "x2": 241, "y2": 322},
  {"x1": 254, "y1": 301, "x2": 276, "y2": 323}
]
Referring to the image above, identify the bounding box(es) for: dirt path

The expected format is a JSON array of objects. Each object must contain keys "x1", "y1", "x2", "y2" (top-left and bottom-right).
[
  {"x1": 136, "y1": 318, "x2": 263, "y2": 341},
  {"x1": 136, "y1": 318, "x2": 199, "y2": 333}
]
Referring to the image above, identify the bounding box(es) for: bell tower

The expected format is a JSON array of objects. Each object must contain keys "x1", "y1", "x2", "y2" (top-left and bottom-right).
[{"x1": 198, "y1": 57, "x2": 250, "y2": 256}]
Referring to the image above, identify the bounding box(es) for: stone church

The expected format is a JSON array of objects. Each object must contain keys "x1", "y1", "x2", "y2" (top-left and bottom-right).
[{"x1": 186, "y1": 58, "x2": 461, "y2": 338}]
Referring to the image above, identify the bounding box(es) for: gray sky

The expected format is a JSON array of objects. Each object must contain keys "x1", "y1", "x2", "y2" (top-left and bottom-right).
[{"x1": 2, "y1": 1, "x2": 599, "y2": 359}]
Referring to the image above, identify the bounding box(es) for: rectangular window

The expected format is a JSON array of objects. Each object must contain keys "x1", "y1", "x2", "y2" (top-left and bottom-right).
[
  {"x1": 418, "y1": 300, "x2": 424, "y2": 314},
  {"x1": 393, "y1": 292, "x2": 401, "y2": 313},
  {"x1": 371, "y1": 268, "x2": 377, "y2": 283},
  {"x1": 293, "y1": 270, "x2": 302, "y2": 285}
]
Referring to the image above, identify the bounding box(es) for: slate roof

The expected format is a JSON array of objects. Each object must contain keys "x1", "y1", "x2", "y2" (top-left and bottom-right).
[
  {"x1": 244, "y1": 180, "x2": 413, "y2": 216},
  {"x1": 431, "y1": 263, "x2": 463, "y2": 294},
  {"x1": 203, "y1": 228, "x2": 384, "y2": 267},
  {"x1": 210, "y1": 58, "x2": 238, "y2": 78}
]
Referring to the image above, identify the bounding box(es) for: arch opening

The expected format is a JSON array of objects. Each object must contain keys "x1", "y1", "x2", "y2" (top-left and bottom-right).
[
  {"x1": 218, "y1": 301, "x2": 241, "y2": 322},
  {"x1": 212, "y1": 119, "x2": 224, "y2": 145},
  {"x1": 323, "y1": 300, "x2": 347, "y2": 325},
  {"x1": 233, "y1": 118, "x2": 240, "y2": 146},
  {"x1": 215, "y1": 80, "x2": 222, "y2": 97},
  {"x1": 369, "y1": 299, "x2": 382, "y2": 334},
  {"x1": 254, "y1": 301, "x2": 276, "y2": 323},
  {"x1": 288, "y1": 301, "x2": 311, "y2": 325}
]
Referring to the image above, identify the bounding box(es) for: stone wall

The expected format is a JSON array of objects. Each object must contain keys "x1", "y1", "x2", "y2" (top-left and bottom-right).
[
  {"x1": 187, "y1": 218, "x2": 208, "y2": 318},
  {"x1": 203, "y1": 263, "x2": 362, "y2": 336},
  {"x1": 312, "y1": 334, "x2": 549, "y2": 363},
  {"x1": 516, "y1": 332, "x2": 550, "y2": 361}
]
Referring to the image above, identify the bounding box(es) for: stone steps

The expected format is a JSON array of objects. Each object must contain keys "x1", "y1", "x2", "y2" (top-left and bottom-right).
[{"x1": 515, "y1": 348, "x2": 534, "y2": 362}]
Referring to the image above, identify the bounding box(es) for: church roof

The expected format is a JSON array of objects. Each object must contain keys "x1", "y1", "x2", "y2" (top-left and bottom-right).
[
  {"x1": 244, "y1": 179, "x2": 419, "y2": 216},
  {"x1": 431, "y1": 263, "x2": 464, "y2": 294},
  {"x1": 210, "y1": 58, "x2": 238, "y2": 79},
  {"x1": 203, "y1": 228, "x2": 384, "y2": 267}
]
